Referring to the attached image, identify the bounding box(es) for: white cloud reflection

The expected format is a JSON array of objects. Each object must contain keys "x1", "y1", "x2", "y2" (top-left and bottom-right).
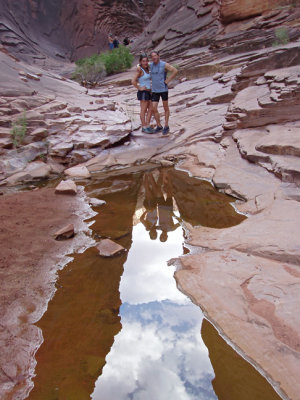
[
  {"x1": 92, "y1": 223, "x2": 216, "y2": 400},
  {"x1": 120, "y1": 224, "x2": 187, "y2": 305}
]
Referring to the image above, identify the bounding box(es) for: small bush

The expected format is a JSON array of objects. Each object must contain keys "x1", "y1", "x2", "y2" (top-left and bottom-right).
[
  {"x1": 73, "y1": 54, "x2": 106, "y2": 85},
  {"x1": 273, "y1": 28, "x2": 290, "y2": 46},
  {"x1": 100, "y1": 45, "x2": 134, "y2": 75},
  {"x1": 73, "y1": 46, "x2": 134, "y2": 85},
  {"x1": 11, "y1": 112, "x2": 27, "y2": 147}
]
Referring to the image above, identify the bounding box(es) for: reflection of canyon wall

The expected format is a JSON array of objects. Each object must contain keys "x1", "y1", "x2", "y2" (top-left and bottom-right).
[
  {"x1": 169, "y1": 169, "x2": 245, "y2": 228},
  {"x1": 201, "y1": 319, "x2": 281, "y2": 400},
  {"x1": 0, "y1": 0, "x2": 160, "y2": 61},
  {"x1": 28, "y1": 177, "x2": 141, "y2": 400}
]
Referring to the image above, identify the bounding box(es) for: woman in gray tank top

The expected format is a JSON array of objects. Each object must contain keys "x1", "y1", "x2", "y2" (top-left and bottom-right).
[{"x1": 132, "y1": 54, "x2": 154, "y2": 134}]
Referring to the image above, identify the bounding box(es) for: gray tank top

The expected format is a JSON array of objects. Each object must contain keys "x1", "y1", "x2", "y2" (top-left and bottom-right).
[
  {"x1": 151, "y1": 61, "x2": 168, "y2": 93},
  {"x1": 138, "y1": 67, "x2": 151, "y2": 90}
]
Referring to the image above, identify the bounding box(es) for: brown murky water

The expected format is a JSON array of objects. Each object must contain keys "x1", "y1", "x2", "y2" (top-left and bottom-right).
[{"x1": 27, "y1": 168, "x2": 281, "y2": 400}]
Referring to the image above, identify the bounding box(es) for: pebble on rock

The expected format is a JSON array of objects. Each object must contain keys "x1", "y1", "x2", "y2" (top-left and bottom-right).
[
  {"x1": 55, "y1": 179, "x2": 77, "y2": 195},
  {"x1": 64, "y1": 166, "x2": 91, "y2": 179},
  {"x1": 89, "y1": 198, "x2": 106, "y2": 207},
  {"x1": 213, "y1": 72, "x2": 224, "y2": 81},
  {"x1": 97, "y1": 239, "x2": 126, "y2": 257},
  {"x1": 19, "y1": 71, "x2": 40, "y2": 81},
  {"x1": 161, "y1": 160, "x2": 174, "y2": 167},
  {"x1": 54, "y1": 224, "x2": 75, "y2": 240}
]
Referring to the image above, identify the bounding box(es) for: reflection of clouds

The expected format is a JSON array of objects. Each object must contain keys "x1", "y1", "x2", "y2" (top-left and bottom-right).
[
  {"x1": 92, "y1": 223, "x2": 216, "y2": 400},
  {"x1": 92, "y1": 302, "x2": 216, "y2": 400},
  {"x1": 120, "y1": 224, "x2": 186, "y2": 305}
]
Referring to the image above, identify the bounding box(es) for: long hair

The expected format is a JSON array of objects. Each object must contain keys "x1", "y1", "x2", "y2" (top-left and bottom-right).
[
  {"x1": 139, "y1": 54, "x2": 149, "y2": 71},
  {"x1": 139, "y1": 54, "x2": 148, "y2": 63}
]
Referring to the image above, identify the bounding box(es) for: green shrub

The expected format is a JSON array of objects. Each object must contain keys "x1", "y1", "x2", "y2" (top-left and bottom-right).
[
  {"x1": 11, "y1": 112, "x2": 27, "y2": 147},
  {"x1": 73, "y1": 54, "x2": 106, "y2": 84},
  {"x1": 73, "y1": 46, "x2": 134, "y2": 84},
  {"x1": 100, "y1": 45, "x2": 134, "y2": 75},
  {"x1": 273, "y1": 28, "x2": 290, "y2": 46}
]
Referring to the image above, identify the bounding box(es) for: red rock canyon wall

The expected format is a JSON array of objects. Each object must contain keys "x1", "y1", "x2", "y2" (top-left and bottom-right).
[
  {"x1": 0, "y1": 0, "x2": 160, "y2": 62},
  {"x1": 220, "y1": 0, "x2": 295, "y2": 23}
]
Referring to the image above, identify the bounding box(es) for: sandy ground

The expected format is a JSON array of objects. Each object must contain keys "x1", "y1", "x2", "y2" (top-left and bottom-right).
[{"x1": 0, "y1": 187, "x2": 94, "y2": 399}]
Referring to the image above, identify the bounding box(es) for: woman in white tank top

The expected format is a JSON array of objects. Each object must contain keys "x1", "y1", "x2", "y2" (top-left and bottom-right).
[{"x1": 132, "y1": 54, "x2": 154, "y2": 134}]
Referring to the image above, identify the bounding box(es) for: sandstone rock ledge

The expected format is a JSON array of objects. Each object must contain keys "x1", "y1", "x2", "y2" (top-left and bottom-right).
[
  {"x1": 0, "y1": 186, "x2": 95, "y2": 399},
  {"x1": 168, "y1": 66, "x2": 300, "y2": 400},
  {"x1": 168, "y1": 62, "x2": 300, "y2": 400},
  {"x1": 175, "y1": 199, "x2": 300, "y2": 400}
]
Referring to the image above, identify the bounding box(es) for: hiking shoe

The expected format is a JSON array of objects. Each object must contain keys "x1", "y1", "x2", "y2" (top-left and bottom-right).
[
  {"x1": 154, "y1": 126, "x2": 163, "y2": 133},
  {"x1": 162, "y1": 126, "x2": 170, "y2": 135},
  {"x1": 142, "y1": 127, "x2": 154, "y2": 134}
]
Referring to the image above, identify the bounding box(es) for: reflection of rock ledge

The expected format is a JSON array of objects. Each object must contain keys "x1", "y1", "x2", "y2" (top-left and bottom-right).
[{"x1": 201, "y1": 319, "x2": 282, "y2": 400}]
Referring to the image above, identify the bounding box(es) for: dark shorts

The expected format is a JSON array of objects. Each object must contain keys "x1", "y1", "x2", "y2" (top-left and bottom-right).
[
  {"x1": 137, "y1": 90, "x2": 152, "y2": 101},
  {"x1": 152, "y1": 92, "x2": 168, "y2": 102}
]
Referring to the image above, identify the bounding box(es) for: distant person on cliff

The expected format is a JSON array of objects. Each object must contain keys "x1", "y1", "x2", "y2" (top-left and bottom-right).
[
  {"x1": 108, "y1": 34, "x2": 114, "y2": 50},
  {"x1": 123, "y1": 37, "x2": 130, "y2": 46},
  {"x1": 150, "y1": 51, "x2": 178, "y2": 135},
  {"x1": 132, "y1": 54, "x2": 154, "y2": 134},
  {"x1": 113, "y1": 36, "x2": 119, "y2": 48}
]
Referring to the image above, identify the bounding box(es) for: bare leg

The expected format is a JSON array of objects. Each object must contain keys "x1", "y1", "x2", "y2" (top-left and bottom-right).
[
  {"x1": 146, "y1": 101, "x2": 153, "y2": 126},
  {"x1": 143, "y1": 172, "x2": 151, "y2": 197},
  {"x1": 162, "y1": 170, "x2": 173, "y2": 197},
  {"x1": 140, "y1": 100, "x2": 148, "y2": 127},
  {"x1": 163, "y1": 100, "x2": 170, "y2": 127},
  {"x1": 152, "y1": 101, "x2": 162, "y2": 127},
  {"x1": 147, "y1": 172, "x2": 161, "y2": 197}
]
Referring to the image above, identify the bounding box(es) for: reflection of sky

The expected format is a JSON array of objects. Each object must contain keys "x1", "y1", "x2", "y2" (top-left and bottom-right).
[
  {"x1": 92, "y1": 223, "x2": 217, "y2": 400},
  {"x1": 120, "y1": 223, "x2": 186, "y2": 305}
]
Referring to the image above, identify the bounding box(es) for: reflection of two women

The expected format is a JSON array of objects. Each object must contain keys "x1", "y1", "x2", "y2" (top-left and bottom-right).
[{"x1": 140, "y1": 170, "x2": 180, "y2": 242}]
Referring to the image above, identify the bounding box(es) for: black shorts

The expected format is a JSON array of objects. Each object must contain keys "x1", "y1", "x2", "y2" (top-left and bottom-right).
[
  {"x1": 137, "y1": 90, "x2": 151, "y2": 101},
  {"x1": 151, "y1": 92, "x2": 168, "y2": 102}
]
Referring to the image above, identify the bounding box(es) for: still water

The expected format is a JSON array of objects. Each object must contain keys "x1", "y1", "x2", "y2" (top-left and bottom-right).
[
  {"x1": 92, "y1": 224, "x2": 215, "y2": 400},
  {"x1": 28, "y1": 168, "x2": 281, "y2": 400}
]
